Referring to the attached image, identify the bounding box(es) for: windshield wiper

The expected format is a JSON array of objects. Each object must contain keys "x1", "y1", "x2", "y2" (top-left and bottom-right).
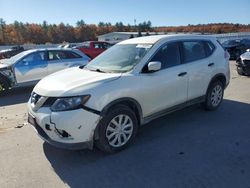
[{"x1": 85, "y1": 67, "x2": 106, "y2": 73}]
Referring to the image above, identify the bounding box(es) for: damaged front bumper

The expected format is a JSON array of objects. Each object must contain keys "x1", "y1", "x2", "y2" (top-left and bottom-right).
[{"x1": 27, "y1": 100, "x2": 101, "y2": 150}]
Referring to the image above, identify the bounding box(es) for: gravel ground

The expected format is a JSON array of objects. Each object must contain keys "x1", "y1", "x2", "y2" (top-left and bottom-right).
[{"x1": 0, "y1": 61, "x2": 250, "y2": 188}]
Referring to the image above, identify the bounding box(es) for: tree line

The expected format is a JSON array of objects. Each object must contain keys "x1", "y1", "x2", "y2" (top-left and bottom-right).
[{"x1": 0, "y1": 18, "x2": 249, "y2": 45}]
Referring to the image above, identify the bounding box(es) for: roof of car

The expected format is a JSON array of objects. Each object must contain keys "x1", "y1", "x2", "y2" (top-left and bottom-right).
[
  {"x1": 119, "y1": 34, "x2": 216, "y2": 45},
  {"x1": 24, "y1": 48, "x2": 78, "y2": 53}
]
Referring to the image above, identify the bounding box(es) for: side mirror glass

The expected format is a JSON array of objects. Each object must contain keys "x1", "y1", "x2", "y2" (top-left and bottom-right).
[{"x1": 148, "y1": 61, "x2": 161, "y2": 72}]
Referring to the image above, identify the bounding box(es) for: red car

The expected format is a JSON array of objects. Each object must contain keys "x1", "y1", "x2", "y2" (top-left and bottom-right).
[{"x1": 75, "y1": 41, "x2": 111, "y2": 59}]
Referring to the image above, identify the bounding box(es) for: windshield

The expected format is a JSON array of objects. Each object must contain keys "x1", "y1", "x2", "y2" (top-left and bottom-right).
[{"x1": 85, "y1": 43, "x2": 152, "y2": 73}]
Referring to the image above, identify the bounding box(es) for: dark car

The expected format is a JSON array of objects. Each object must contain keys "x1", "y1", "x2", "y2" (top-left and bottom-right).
[
  {"x1": 0, "y1": 45, "x2": 25, "y2": 59},
  {"x1": 222, "y1": 39, "x2": 250, "y2": 59},
  {"x1": 236, "y1": 49, "x2": 250, "y2": 76}
]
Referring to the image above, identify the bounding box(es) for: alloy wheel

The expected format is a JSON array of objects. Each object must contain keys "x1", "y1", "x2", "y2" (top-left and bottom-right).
[
  {"x1": 105, "y1": 114, "x2": 134, "y2": 147},
  {"x1": 211, "y1": 84, "x2": 223, "y2": 107}
]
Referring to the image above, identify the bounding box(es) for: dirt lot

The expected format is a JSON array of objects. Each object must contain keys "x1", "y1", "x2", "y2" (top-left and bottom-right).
[{"x1": 0, "y1": 61, "x2": 250, "y2": 188}]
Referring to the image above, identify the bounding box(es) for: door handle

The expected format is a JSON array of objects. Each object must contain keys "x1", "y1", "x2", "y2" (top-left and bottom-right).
[
  {"x1": 208, "y1": 63, "x2": 214, "y2": 67},
  {"x1": 178, "y1": 72, "x2": 187, "y2": 77}
]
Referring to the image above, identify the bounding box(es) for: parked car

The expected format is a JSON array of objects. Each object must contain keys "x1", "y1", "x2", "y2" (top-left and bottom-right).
[
  {"x1": 222, "y1": 39, "x2": 250, "y2": 59},
  {"x1": 74, "y1": 41, "x2": 111, "y2": 59},
  {"x1": 236, "y1": 49, "x2": 250, "y2": 76},
  {"x1": 58, "y1": 43, "x2": 79, "y2": 49},
  {"x1": 0, "y1": 45, "x2": 25, "y2": 59},
  {"x1": 0, "y1": 48, "x2": 90, "y2": 94},
  {"x1": 27, "y1": 35, "x2": 230, "y2": 153}
]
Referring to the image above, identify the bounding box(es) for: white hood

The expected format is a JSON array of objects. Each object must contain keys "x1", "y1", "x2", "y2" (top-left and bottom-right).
[
  {"x1": 0, "y1": 61, "x2": 10, "y2": 69},
  {"x1": 34, "y1": 67, "x2": 121, "y2": 97},
  {"x1": 240, "y1": 51, "x2": 250, "y2": 60}
]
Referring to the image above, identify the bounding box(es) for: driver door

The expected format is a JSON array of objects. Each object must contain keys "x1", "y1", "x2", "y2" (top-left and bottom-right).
[
  {"x1": 14, "y1": 51, "x2": 48, "y2": 84},
  {"x1": 140, "y1": 42, "x2": 188, "y2": 117}
]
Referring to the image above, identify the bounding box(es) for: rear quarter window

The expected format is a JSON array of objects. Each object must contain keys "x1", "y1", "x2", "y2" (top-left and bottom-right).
[{"x1": 203, "y1": 41, "x2": 215, "y2": 57}]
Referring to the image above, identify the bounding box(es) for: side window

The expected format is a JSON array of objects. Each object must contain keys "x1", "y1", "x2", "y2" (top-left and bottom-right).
[
  {"x1": 20, "y1": 52, "x2": 46, "y2": 66},
  {"x1": 203, "y1": 41, "x2": 215, "y2": 57},
  {"x1": 48, "y1": 51, "x2": 67, "y2": 60},
  {"x1": 182, "y1": 41, "x2": 206, "y2": 62},
  {"x1": 82, "y1": 42, "x2": 90, "y2": 48},
  {"x1": 94, "y1": 43, "x2": 101, "y2": 49},
  {"x1": 150, "y1": 42, "x2": 181, "y2": 69},
  {"x1": 65, "y1": 51, "x2": 82, "y2": 59}
]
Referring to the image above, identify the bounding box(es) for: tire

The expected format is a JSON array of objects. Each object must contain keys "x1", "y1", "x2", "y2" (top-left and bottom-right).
[
  {"x1": 237, "y1": 66, "x2": 245, "y2": 76},
  {"x1": 95, "y1": 105, "x2": 138, "y2": 153},
  {"x1": 203, "y1": 80, "x2": 224, "y2": 111},
  {"x1": 0, "y1": 78, "x2": 9, "y2": 96}
]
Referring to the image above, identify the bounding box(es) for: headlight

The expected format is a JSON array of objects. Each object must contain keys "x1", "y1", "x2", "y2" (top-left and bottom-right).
[{"x1": 50, "y1": 95, "x2": 90, "y2": 112}]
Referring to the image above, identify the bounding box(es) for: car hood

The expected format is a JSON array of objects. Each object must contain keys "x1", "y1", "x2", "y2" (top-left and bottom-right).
[
  {"x1": 240, "y1": 51, "x2": 250, "y2": 60},
  {"x1": 34, "y1": 67, "x2": 122, "y2": 97}
]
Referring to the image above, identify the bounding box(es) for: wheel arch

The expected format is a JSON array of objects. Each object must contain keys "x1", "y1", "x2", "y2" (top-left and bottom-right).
[
  {"x1": 100, "y1": 97, "x2": 143, "y2": 125},
  {"x1": 206, "y1": 73, "x2": 226, "y2": 93},
  {"x1": 0, "y1": 73, "x2": 11, "y2": 88},
  {"x1": 94, "y1": 97, "x2": 143, "y2": 140}
]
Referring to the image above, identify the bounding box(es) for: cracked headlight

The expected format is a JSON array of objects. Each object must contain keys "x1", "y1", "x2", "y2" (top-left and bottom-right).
[{"x1": 50, "y1": 95, "x2": 90, "y2": 112}]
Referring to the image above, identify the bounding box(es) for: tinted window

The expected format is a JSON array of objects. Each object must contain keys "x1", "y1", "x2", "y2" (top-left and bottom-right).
[
  {"x1": 182, "y1": 41, "x2": 206, "y2": 62},
  {"x1": 82, "y1": 42, "x2": 90, "y2": 48},
  {"x1": 151, "y1": 42, "x2": 181, "y2": 69},
  {"x1": 241, "y1": 39, "x2": 250, "y2": 45},
  {"x1": 65, "y1": 51, "x2": 82, "y2": 58},
  {"x1": 94, "y1": 43, "x2": 106, "y2": 49},
  {"x1": 204, "y1": 41, "x2": 215, "y2": 56},
  {"x1": 23, "y1": 52, "x2": 46, "y2": 65}
]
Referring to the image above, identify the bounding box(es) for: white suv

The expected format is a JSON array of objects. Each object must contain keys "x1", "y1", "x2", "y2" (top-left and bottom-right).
[{"x1": 27, "y1": 35, "x2": 230, "y2": 153}]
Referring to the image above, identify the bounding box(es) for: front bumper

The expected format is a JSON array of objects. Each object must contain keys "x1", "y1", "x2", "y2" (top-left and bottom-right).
[{"x1": 27, "y1": 100, "x2": 101, "y2": 150}]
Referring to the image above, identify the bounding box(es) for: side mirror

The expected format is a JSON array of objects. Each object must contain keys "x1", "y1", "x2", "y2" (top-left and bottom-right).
[{"x1": 148, "y1": 61, "x2": 161, "y2": 72}]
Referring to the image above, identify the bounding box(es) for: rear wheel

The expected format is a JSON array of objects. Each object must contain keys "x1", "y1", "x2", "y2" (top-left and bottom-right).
[
  {"x1": 95, "y1": 105, "x2": 138, "y2": 153},
  {"x1": 203, "y1": 80, "x2": 224, "y2": 111}
]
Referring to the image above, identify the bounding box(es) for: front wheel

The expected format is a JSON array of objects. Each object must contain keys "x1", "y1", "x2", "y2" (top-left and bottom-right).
[
  {"x1": 95, "y1": 105, "x2": 138, "y2": 153},
  {"x1": 0, "y1": 78, "x2": 9, "y2": 96},
  {"x1": 203, "y1": 81, "x2": 224, "y2": 111}
]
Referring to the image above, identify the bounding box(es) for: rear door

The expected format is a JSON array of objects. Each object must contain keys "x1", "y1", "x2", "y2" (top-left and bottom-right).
[
  {"x1": 14, "y1": 51, "x2": 48, "y2": 83},
  {"x1": 181, "y1": 40, "x2": 216, "y2": 100},
  {"x1": 47, "y1": 50, "x2": 87, "y2": 74}
]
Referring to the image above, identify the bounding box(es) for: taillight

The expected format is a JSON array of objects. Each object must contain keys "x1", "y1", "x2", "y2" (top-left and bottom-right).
[{"x1": 224, "y1": 50, "x2": 230, "y2": 60}]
